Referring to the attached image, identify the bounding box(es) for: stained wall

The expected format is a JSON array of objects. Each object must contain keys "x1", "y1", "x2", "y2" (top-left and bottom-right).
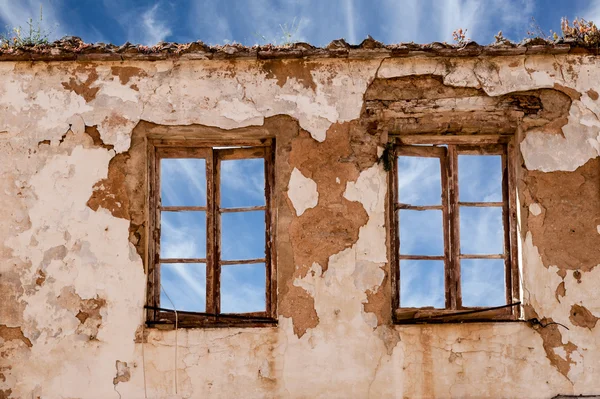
[{"x1": 1, "y1": 53, "x2": 599, "y2": 398}]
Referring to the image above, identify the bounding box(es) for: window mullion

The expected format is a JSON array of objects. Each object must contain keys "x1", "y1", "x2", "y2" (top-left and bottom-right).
[
  {"x1": 507, "y1": 139, "x2": 519, "y2": 310},
  {"x1": 214, "y1": 150, "x2": 222, "y2": 315},
  {"x1": 263, "y1": 146, "x2": 273, "y2": 317},
  {"x1": 205, "y1": 149, "x2": 218, "y2": 315},
  {"x1": 447, "y1": 145, "x2": 461, "y2": 310},
  {"x1": 149, "y1": 142, "x2": 159, "y2": 321},
  {"x1": 440, "y1": 147, "x2": 451, "y2": 310}
]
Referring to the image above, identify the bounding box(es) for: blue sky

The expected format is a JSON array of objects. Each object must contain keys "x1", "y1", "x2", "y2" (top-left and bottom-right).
[{"x1": 1, "y1": 0, "x2": 600, "y2": 46}]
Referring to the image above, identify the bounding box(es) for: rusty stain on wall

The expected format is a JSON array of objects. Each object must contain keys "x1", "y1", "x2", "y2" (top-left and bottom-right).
[
  {"x1": 61, "y1": 65, "x2": 101, "y2": 103},
  {"x1": 523, "y1": 158, "x2": 600, "y2": 272}
]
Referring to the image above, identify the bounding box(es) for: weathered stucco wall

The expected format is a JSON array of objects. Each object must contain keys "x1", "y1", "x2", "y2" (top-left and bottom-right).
[{"x1": 1, "y1": 52, "x2": 599, "y2": 398}]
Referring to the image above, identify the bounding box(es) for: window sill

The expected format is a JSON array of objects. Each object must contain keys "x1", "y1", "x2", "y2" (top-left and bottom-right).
[
  {"x1": 145, "y1": 308, "x2": 278, "y2": 329},
  {"x1": 146, "y1": 319, "x2": 278, "y2": 329},
  {"x1": 394, "y1": 304, "x2": 521, "y2": 324}
]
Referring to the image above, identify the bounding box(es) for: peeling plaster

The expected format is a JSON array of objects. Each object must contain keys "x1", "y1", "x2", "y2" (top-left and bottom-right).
[
  {"x1": 530, "y1": 203, "x2": 543, "y2": 216},
  {"x1": 287, "y1": 168, "x2": 318, "y2": 216},
  {"x1": 2, "y1": 55, "x2": 600, "y2": 398}
]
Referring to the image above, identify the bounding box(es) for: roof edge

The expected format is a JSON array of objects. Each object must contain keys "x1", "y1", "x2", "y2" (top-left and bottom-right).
[{"x1": 0, "y1": 36, "x2": 597, "y2": 62}]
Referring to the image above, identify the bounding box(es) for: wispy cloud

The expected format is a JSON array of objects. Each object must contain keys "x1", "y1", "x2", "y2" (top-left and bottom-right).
[
  {"x1": 161, "y1": 159, "x2": 207, "y2": 207},
  {"x1": 380, "y1": 0, "x2": 534, "y2": 44},
  {"x1": 220, "y1": 159, "x2": 265, "y2": 206},
  {"x1": 139, "y1": 3, "x2": 171, "y2": 45},
  {"x1": 579, "y1": 0, "x2": 600, "y2": 22},
  {"x1": 0, "y1": 0, "x2": 64, "y2": 39},
  {"x1": 221, "y1": 263, "x2": 266, "y2": 313},
  {"x1": 161, "y1": 212, "x2": 206, "y2": 259},
  {"x1": 101, "y1": 0, "x2": 172, "y2": 45},
  {"x1": 161, "y1": 263, "x2": 206, "y2": 312},
  {"x1": 398, "y1": 156, "x2": 442, "y2": 206},
  {"x1": 187, "y1": 0, "x2": 234, "y2": 44},
  {"x1": 400, "y1": 260, "x2": 444, "y2": 308},
  {"x1": 344, "y1": 0, "x2": 356, "y2": 44}
]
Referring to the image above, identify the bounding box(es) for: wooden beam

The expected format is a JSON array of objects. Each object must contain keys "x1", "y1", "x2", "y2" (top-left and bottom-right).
[{"x1": 397, "y1": 135, "x2": 512, "y2": 145}]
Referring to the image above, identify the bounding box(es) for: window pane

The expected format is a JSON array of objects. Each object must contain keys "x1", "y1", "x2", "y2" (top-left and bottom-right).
[
  {"x1": 160, "y1": 263, "x2": 206, "y2": 312},
  {"x1": 459, "y1": 207, "x2": 504, "y2": 255},
  {"x1": 400, "y1": 260, "x2": 445, "y2": 308},
  {"x1": 458, "y1": 155, "x2": 502, "y2": 202},
  {"x1": 461, "y1": 259, "x2": 506, "y2": 307},
  {"x1": 221, "y1": 211, "x2": 266, "y2": 260},
  {"x1": 220, "y1": 158, "x2": 265, "y2": 208},
  {"x1": 160, "y1": 211, "x2": 206, "y2": 259},
  {"x1": 397, "y1": 156, "x2": 442, "y2": 206},
  {"x1": 161, "y1": 159, "x2": 206, "y2": 207},
  {"x1": 221, "y1": 263, "x2": 266, "y2": 313},
  {"x1": 399, "y1": 210, "x2": 444, "y2": 255}
]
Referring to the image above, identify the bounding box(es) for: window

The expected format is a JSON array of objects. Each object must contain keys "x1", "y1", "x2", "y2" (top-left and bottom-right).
[
  {"x1": 390, "y1": 136, "x2": 519, "y2": 322},
  {"x1": 146, "y1": 139, "x2": 276, "y2": 327}
]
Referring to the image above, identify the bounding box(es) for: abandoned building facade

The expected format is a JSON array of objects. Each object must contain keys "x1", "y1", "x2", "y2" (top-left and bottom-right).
[{"x1": 1, "y1": 39, "x2": 600, "y2": 398}]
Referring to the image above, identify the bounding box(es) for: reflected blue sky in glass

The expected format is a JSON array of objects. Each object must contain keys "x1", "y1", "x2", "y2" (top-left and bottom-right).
[
  {"x1": 458, "y1": 155, "x2": 502, "y2": 202},
  {"x1": 159, "y1": 151, "x2": 507, "y2": 312},
  {"x1": 398, "y1": 156, "x2": 441, "y2": 205},
  {"x1": 160, "y1": 156, "x2": 268, "y2": 313},
  {"x1": 161, "y1": 263, "x2": 206, "y2": 312},
  {"x1": 221, "y1": 211, "x2": 266, "y2": 261},
  {"x1": 398, "y1": 153, "x2": 505, "y2": 308},
  {"x1": 221, "y1": 263, "x2": 266, "y2": 313},
  {"x1": 460, "y1": 207, "x2": 504, "y2": 255},
  {"x1": 160, "y1": 211, "x2": 206, "y2": 259},
  {"x1": 161, "y1": 159, "x2": 206, "y2": 206},
  {"x1": 461, "y1": 260, "x2": 505, "y2": 307},
  {"x1": 399, "y1": 210, "x2": 444, "y2": 255},
  {"x1": 400, "y1": 260, "x2": 444, "y2": 308},
  {"x1": 221, "y1": 159, "x2": 265, "y2": 208}
]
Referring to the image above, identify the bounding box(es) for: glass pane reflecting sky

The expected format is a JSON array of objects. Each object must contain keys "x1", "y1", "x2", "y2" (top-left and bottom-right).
[
  {"x1": 398, "y1": 156, "x2": 442, "y2": 205},
  {"x1": 460, "y1": 207, "x2": 504, "y2": 255},
  {"x1": 161, "y1": 263, "x2": 206, "y2": 312},
  {"x1": 399, "y1": 210, "x2": 444, "y2": 255},
  {"x1": 221, "y1": 263, "x2": 266, "y2": 313},
  {"x1": 160, "y1": 211, "x2": 206, "y2": 259},
  {"x1": 399, "y1": 153, "x2": 505, "y2": 309},
  {"x1": 221, "y1": 211, "x2": 266, "y2": 261},
  {"x1": 161, "y1": 158, "x2": 206, "y2": 207},
  {"x1": 458, "y1": 155, "x2": 502, "y2": 202},
  {"x1": 461, "y1": 259, "x2": 506, "y2": 307},
  {"x1": 160, "y1": 155, "x2": 268, "y2": 313},
  {"x1": 400, "y1": 260, "x2": 444, "y2": 308},
  {"x1": 221, "y1": 159, "x2": 265, "y2": 208}
]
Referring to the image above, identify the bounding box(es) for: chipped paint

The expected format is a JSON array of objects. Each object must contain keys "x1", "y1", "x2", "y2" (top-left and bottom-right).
[
  {"x1": 287, "y1": 168, "x2": 318, "y2": 216},
  {"x1": 529, "y1": 203, "x2": 543, "y2": 216},
  {"x1": 1, "y1": 54, "x2": 600, "y2": 398}
]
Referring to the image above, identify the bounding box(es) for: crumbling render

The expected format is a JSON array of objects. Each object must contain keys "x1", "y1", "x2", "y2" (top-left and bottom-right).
[{"x1": 1, "y1": 49, "x2": 599, "y2": 398}]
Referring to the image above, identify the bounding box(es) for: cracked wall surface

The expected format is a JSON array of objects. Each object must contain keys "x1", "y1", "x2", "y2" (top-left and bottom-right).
[{"x1": 1, "y1": 54, "x2": 599, "y2": 398}]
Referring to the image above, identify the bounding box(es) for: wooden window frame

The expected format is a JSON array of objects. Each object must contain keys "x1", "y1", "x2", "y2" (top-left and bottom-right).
[
  {"x1": 146, "y1": 138, "x2": 277, "y2": 328},
  {"x1": 390, "y1": 135, "x2": 520, "y2": 324}
]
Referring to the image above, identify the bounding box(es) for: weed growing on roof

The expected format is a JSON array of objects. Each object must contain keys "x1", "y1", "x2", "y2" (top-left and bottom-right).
[
  {"x1": 451, "y1": 16, "x2": 600, "y2": 47},
  {"x1": 561, "y1": 17, "x2": 600, "y2": 46},
  {"x1": 254, "y1": 17, "x2": 302, "y2": 46},
  {"x1": 526, "y1": 17, "x2": 555, "y2": 41},
  {"x1": 0, "y1": 4, "x2": 56, "y2": 49},
  {"x1": 452, "y1": 28, "x2": 469, "y2": 45},
  {"x1": 494, "y1": 31, "x2": 511, "y2": 45}
]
